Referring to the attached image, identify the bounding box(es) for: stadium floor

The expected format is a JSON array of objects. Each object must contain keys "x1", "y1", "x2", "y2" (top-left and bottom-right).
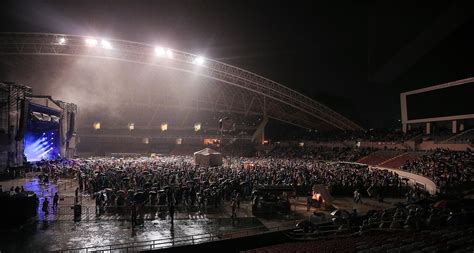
[{"x1": 0, "y1": 175, "x2": 402, "y2": 251}]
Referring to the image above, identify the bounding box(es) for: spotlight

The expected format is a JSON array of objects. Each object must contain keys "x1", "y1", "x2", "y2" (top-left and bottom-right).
[
  {"x1": 58, "y1": 37, "x2": 66, "y2": 45},
  {"x1": 85, "y1": 38, "x2": 98, "y2": 47},
  {"x1": 166, "y1": 49, "x2": 173, "y2": 58},
  {"x1": 154, "y1": 47, "x2": 165, "y2": 56},
  {"x1": 101, "y1": 39, "x2": 113, "y2": 49},
  {"x1": 193, "y1": 56, "x2": 205, "y2": 65},
  {"x1": 161, "y1": 123, "x2": 168, "y2": 131},
  {"x1": 43, "y1": 133, "x2": 45, "y2": 135},
  {"x1": 128, "y1": 122, "x2": 135, "y2": 131},
  {"x1": 194, "y1": 122, "x2": 202, "y2": 132}
]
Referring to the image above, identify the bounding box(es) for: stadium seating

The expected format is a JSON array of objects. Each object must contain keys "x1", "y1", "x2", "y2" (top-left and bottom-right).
[
  {"x1": 377, "y1": 152, "x2": 425, "y2": 169},
  {"x1": 356, "y1": 151, "x2": 403, "y2": 166},
  {"x1": 243, "y1": 226, "x2": 474, "y2": 253}
]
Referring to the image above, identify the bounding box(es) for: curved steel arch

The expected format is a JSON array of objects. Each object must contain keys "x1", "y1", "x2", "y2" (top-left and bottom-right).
[{"x1": 0, "y1": 32, "x2": 363, "y2": 131}]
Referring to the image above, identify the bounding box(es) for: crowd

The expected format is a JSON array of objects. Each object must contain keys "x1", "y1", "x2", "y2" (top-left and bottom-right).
[
  {"x1": 30, "y1": 153, "x2": 405, "y2": 216},
  {"x1": 266, "y1": 146, "x2": 373, "y2": 162},
  {"x1": 295, "y1": 129, "x2": 422, "y2": 143},
  {"x1": 401, "y1": 149, "x2": 473, "y2": 191}
]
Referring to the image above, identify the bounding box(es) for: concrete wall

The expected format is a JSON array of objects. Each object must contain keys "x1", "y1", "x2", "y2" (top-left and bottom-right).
[
  {"x1": 370, "y1": 166, "x2": 437, "y2": 195},
  {"x1": 359, "y1": 142, "x2": 409, "y2": 150}
]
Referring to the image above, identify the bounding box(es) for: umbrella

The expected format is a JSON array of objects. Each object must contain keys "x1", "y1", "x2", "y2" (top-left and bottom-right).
[
  {"x1": 134, "y1": 192, "x2": 146, "y2": 202},
  {"x1": 330, "y1": 209, "x2": 350, "y2": 217},
  {"x1": 432, "y1": 200, "x2": 448, "y2": 209},
  {"x1": 296, "y1": 220, "x2": 315, "y2": 228},
  {"x1": 295, "y1": 220, "x2": 317, "y2": 232},
  {"x1": 406, "y1": 204, "x2": 422, "y2": 210}
]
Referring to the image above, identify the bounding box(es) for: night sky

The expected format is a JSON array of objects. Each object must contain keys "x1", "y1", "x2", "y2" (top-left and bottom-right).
[{"x1": 1, "y1": 0, "x2": 473, "y2": 129}]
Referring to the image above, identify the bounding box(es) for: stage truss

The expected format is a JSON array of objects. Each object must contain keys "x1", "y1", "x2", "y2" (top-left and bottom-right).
[{"x1": 0, "y1": 33, "x2": 363, "y2": 131}]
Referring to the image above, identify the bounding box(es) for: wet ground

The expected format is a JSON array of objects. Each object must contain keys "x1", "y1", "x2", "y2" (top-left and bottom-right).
[
  {"x1": 0, "y1": 175, "x2": 401, "y2": 252},
  {"x1": 1, "y1": 217, "x2": 265, "y2": 252}
]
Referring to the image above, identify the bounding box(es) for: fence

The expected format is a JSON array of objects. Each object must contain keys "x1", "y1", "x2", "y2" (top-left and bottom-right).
[{"x1": 58, "y1": 221, "x2": 298, "y2": 252}]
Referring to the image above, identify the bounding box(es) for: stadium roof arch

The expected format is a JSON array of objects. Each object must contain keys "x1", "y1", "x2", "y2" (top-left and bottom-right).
[{"x1": 0, "y1": 33, "x2": 363, "y2": 132}]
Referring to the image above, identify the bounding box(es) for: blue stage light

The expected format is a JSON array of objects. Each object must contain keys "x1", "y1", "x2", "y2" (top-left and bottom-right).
[{"x1": 25, "y1": 129, "x2": 60, "y2": 162}]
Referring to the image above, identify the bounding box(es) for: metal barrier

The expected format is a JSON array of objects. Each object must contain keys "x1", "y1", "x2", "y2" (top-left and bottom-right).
[{"x1": 57, "y1": 221, "x2": 298, "y2": 252}]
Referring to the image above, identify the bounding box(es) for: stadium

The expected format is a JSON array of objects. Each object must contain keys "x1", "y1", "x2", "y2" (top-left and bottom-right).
[{"x1": 1, "y1": 1, "x2": 474, "y2": 253}]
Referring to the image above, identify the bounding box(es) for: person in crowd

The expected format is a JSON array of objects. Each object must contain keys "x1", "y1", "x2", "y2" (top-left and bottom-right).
[
  {"x1": 75, "y1": 187, "x2": 79, "y2": 204},
  {"x1": 169, "y1": 204, "x2": 175, "y2": 224},
  {"x1": 42, "y1": 198, "x2": 49, "y2": 215},
  {"x1": 231, "y1": 198, "x2": 237, "y2": 219},
  {"x1": 235, "y1": 191, "x2": 241, "y2": 208},
  {"x1": 307, "y1": 194, "x2": 312, "y2": 212},
  {"x1": 353, "y1": 190, "x2": 362, "y2": 204},
  {"x1": 53, "y1": 192, "x2": 59, "y2": 211}
]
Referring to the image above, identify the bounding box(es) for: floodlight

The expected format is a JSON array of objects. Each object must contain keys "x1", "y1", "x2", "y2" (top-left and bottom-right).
[
  {"x1": 166, "y1": 49, "x2": 173, "y2": 58},
  {"x1": 58, "y1": 37, "x2": 66, "y2": 45},
  {"x1": 161, "y1": 123, "x2": 168, "y2": 131},
  {"x1": 194, "y1": 122, "x2": 201, "y2": 132},
  {"x1": 193, "y1": 56, "x2": 205, "y2": 65},
  {"x1": 85, "y1": 38, "x2": 98, "y2": 47},
  {"x1": 155, "y1": 47, "x2": 165, "y2": 56},
  {"x1": 101, "y1": 39, "x2": 113, "y2": 49}
]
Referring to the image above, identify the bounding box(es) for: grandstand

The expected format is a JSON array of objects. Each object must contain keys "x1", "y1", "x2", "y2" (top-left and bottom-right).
[
  {"x1": 0, "y1": 33, "x2": 363, "y2": 159},
  {"x1": 1, "y1": 2, "x2": 474, "y2": 253}
]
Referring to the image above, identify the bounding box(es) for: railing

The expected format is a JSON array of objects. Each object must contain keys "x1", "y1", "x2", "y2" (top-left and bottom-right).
[{"x1": 57, "y1": 221, "x2": 298, "y2": 252}]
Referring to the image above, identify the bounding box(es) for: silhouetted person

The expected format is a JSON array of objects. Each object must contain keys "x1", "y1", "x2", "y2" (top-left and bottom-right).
[
  {"x1": 42, "y1": 198, "x2": 49, "y2": 214},
  {"x1": 53, "y1": 192, "x2": 59, "y2": 210},
  {"x1": 131, "y1": 203, "x2": 137, "y2": 228},
  {"x1": 231, "y1": 198, "x2": 237, "y2": 219},
  {"x1": 307, "y1": 194, "x2": 312, "y2": 212},
  {"x1": 169, "y1": 204, "x2": 175, "y2": 224},
  {"x1": 75, "y1": 187, "x2": 79, "y2": 204}
]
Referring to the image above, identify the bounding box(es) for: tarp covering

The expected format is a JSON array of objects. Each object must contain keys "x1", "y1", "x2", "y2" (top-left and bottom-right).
[{"x1": 193, "y1": 148, "x2": 222, "y2": 167}]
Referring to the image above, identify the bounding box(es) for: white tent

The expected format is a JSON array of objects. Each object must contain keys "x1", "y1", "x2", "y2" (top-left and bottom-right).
[{"x1": 194, "y1": 148, "x2": 222, "y2": 167}]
